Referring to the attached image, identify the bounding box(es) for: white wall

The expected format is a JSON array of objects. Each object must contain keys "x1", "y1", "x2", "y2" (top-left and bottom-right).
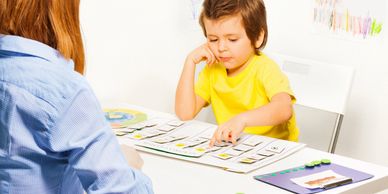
[
  {"x1": 80, "y1": 0, "x2": 205, "y2": 111},
  {"x1": 263, "y1": 0, "x2": 388, "y2": 167},
  {"x1": 80, "y1": 0, "x2": 388, "y2": 167}
]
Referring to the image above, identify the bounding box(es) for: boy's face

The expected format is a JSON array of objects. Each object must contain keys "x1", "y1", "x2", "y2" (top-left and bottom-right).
[{"x1": 204, "y1": 14, "x2": 256, "y2": 75}]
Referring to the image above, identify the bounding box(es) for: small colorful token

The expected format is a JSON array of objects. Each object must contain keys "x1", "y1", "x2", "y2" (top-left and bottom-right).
[
  {"x1": 254, "y1": 175, "x2": 265, "y2": 179},
  {"x1": 175, "y1": 143, "x2": 186, "y2": 148},
  {"x1": 239, "y1": 158, "x2": 257, "y2": 164},
  {"x1": 305, "y1": 163, "x2": 315, "y2": 168},
  {"x1": 279, "y1": 169, "x2": 291, "y2": 174},
  {"x1": 321, "y1": 159, "x2": 331, "y2": 164},
  {"x1": 215, "y1": 153, "x2": 232, "y2": 160},
  {"x1": 312, "y1": 160, "x2": 321, "y2": 166},
  {"x1": 132, "y1": 134, "x2": 144, "y2": 140},
  {"x1": 195, "y1": 147, "x2": 206, "y2": 153}
]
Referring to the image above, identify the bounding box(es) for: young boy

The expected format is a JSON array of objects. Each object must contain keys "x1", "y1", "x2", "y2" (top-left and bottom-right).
[{"x1": 175, "y1": 0, "x2": 299, "y2": 146}]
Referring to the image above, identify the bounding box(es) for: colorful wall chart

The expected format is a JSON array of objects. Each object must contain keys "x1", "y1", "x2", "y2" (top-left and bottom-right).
[
  {"x1": 313, "y1": 0, "x2": 385, "y2": 40},
  {"x1": 104, "y1": 108, "x2": 147, "y2": 129}
]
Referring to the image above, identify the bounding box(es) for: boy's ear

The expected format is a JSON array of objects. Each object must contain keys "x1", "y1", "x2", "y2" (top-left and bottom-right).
[{"x1": 255, "y1": 30, "x2": 265, "y2": 49}]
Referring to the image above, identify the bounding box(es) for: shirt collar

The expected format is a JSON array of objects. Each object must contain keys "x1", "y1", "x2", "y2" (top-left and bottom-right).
[{"x1": 0, "y1": 34, "x2": 74, "y2": 69}]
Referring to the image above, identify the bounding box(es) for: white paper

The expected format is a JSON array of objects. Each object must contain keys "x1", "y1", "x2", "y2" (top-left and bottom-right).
[{"x1": 291, "y1": 170, "x2": 350, "y2": 189}]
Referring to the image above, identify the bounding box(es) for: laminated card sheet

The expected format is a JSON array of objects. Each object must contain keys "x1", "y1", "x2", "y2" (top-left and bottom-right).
[{"x1": 112, "y1": 106, "x2": 305, "y2": 173}]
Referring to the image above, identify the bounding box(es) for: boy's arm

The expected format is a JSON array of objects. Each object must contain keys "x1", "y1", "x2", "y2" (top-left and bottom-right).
[
  {"x1": 239, "y1": 92, "x2": 293, "y2": 127},
  {"x1": 210, "y1": 92, "x2": 293, "y2": 145},
  {"x1": 175, "y1": 59, "x2": 208, "y2": 120},
  {"x1": 175, "y1": 44, "x2": 215, "y2": 120}
]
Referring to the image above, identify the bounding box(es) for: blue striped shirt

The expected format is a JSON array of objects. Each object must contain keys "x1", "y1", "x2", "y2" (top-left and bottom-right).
[{"x1": 0, "y1": 35, "x2": 153, "y2": 194}]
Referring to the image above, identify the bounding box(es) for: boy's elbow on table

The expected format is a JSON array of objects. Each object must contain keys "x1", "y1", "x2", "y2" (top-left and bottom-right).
[{"x1": 176, "y1": 111, "x2": 195, "y2": 121}]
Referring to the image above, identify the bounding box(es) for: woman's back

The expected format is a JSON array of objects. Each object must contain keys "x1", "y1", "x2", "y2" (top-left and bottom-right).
[{"x1": 0, "y1": 20, "x2": 152, "y2": 194}]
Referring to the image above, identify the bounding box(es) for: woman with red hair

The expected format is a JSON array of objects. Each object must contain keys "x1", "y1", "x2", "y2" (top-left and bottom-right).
[{"x1": 0, "y1": 0, "x2": 153, "y2": 193}]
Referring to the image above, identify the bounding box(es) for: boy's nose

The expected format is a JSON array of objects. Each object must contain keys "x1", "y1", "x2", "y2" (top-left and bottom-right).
[{"x1": 218, "y1": 41, "x2": 227, "y2": 52}]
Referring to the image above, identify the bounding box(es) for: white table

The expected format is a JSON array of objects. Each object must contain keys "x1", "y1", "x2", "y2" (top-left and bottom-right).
[
  {"x1": 110, "y1": 104, "x2": 388, "y2": 194},
  {"x1": 119, "y1": 139, "x2": 388, "y2": 194}
]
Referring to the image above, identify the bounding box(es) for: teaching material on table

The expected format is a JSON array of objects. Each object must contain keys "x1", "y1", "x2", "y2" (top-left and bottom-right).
[
  {"x1": 290, "y1": 170, "x2": 352, "y2": 189},
  {"x1": 112, "y1": 107, "x2": 305, "y2": 173},
  {"x1": 104, "y1": 108, "x2": 147, "y2": 129},
  {"x1": 253, "y1": 162, "x2": 374, "y2": 193}
]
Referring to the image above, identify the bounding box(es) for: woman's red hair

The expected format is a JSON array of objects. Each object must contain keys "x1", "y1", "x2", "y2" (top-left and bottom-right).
[{"x1": 0, "y1": 0, "x2": 85, "y2": 74}]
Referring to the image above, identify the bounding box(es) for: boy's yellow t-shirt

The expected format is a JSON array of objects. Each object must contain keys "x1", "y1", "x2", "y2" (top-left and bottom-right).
[{"x1": 195, "y1": 54, "x2": 299, "y2": 141}]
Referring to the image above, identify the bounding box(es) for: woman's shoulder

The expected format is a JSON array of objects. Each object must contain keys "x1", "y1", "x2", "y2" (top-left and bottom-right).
[
  {"x1": 3, "y1": 57, "x2": 92, "y2": 109},
  {"x1": 35, "y1": 61, "x2": 90, "y2": 102}
]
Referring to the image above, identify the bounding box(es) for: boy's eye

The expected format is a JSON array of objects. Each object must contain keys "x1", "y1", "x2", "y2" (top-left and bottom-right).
[
  {"x1": 209, "y1": 39, "x2": 218, "y2": 42},
  {"x1": 229, "y1": 38, "x2": 238, "y2": 42}
]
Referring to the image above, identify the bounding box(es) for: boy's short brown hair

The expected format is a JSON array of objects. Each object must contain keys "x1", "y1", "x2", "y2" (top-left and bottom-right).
[{"x1": 199, "y1": 0, "x2": 268, "y2": 55}]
